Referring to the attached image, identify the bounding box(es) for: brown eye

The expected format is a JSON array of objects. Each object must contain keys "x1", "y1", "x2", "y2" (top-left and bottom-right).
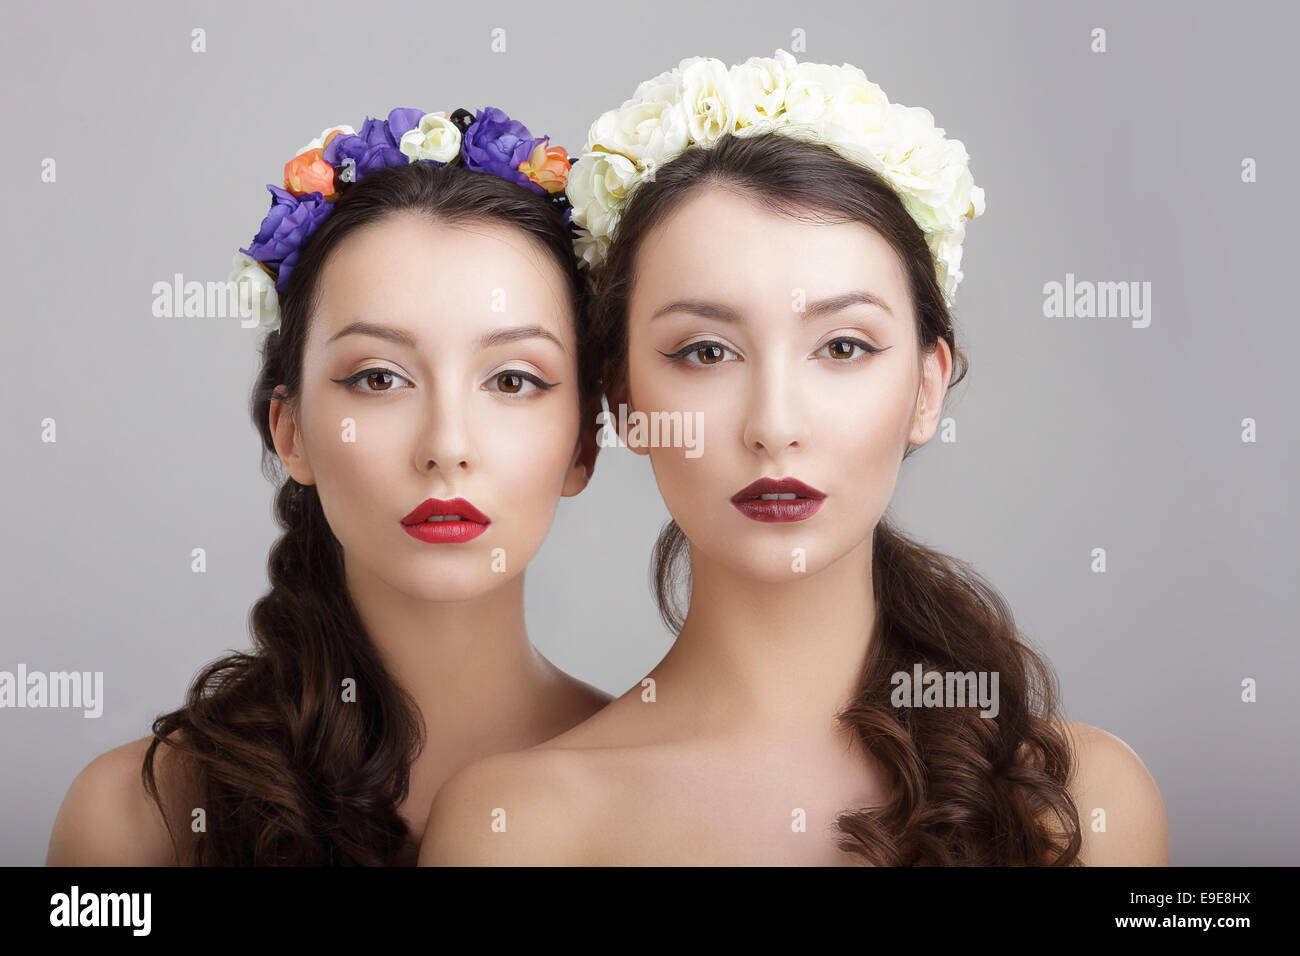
[
  {"x1": 828, "y1": 341, "x2": 856, "y2": 360},
  {"x1": 331, "y1": 366, "x2": 414, "y2": 393},
  {"x1": 497, "y1": 372, "x2": 523, "y2": 393},
  {"x1": 661, "y1": 340, "x2": 737, "y2": 366}
]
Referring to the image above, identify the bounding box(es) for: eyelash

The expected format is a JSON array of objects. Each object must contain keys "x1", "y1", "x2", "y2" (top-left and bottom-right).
[
  {"x1": 485, "y1": 370, "x2": 557, "y2": 397},
  {"x1": 658, "y1": 337, "x2": 884, "y2": 366},
  {"x1": 815, "y1": 337, "x2": 885, "y2": 362},
  {"x1": 331, "y1": 367, "x2": 414, "y2": 393},
  {"x1": 330, "y1": 367, "x2": 557, "y2": 396},
  {"x1": 659, "y1": 340, "x2": 738, "y2": 366}
]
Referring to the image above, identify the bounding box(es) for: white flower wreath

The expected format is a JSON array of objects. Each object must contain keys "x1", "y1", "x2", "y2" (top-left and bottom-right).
[{"x1": 565, "y1": 49, "x2": 986, "y2": 305}]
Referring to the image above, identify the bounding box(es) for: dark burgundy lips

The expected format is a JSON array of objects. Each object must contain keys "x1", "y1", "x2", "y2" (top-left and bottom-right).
[{"x1": 730, "y1": 477, "x2": 826, "y2": 523}]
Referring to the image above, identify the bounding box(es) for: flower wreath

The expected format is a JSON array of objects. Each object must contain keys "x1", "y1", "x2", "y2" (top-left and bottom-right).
[
  {"x1": 564, "y1": 49, "x2": 986, "y2": 305},
  {"x1": 230, "y1": 106, "x2": 573, "y2": 331}
]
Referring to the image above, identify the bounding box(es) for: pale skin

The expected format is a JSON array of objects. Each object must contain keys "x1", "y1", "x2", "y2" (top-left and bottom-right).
[
  {"x1": 420, "y1": 188, "x2": 1169, "y2": 866},
  {"x1": 47, "y1": 213, "x2": 611, "y2": 865}
]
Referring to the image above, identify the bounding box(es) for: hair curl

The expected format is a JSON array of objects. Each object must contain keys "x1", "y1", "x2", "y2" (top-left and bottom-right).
[
  {"x1": 143, "y1": 160, "x2": 588, "y2": 865},
  {"x1": 586, "y1": 131, "x2": 1083, "y2": 865}
]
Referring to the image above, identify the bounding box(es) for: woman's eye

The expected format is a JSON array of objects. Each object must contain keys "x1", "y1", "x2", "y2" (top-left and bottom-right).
[
  {"x1": 332, "y1": 367, "x2": 414, "y2": 393},
  {"x1": 662, "y1": 341, "x2": 739, "y2": 366},
  {"x1": 817, "y1": 338, "x2": 882, "y2": 362},
  {"x1": 487, "y1": 370, "x2": 556, "y2": 396}
]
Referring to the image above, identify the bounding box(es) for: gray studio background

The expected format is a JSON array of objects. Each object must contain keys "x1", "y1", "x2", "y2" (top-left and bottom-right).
[{"x1": 2, "y1": 0, "x2": 1295, "y2": 865}]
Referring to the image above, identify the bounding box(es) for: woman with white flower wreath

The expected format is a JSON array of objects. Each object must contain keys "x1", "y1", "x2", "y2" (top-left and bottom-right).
[
  {"x1": 421, "y1": 52, "x2": 1167, "y2": 866},
  {"x1": 48, "y1": 105, "x2": 612, "y2": 866}
]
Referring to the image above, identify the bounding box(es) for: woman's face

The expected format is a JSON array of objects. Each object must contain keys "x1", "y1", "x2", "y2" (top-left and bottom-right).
[
  {"x1": 622, "y1": 187, "x2": 950, "y2": 582},
  {"x1": 271, "y1": 212, "x2": 590, "y2": 602}
]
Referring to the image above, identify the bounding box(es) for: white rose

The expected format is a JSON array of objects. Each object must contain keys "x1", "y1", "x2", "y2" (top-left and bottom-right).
[
  {"x1": 572, "y1": 230, "x2": 611, "y2": 271},
  {"x1": 566, "y1": 149, "x2": 643, "y2": 239},
  {"x1": 898, "y1": 155, "x2": 976, "y2": 234},
  {"x1": 630, "y1": 67, "x2": 683, "y2": 110},
  {"x1": 228, "y1": 252, "x2": 281, "y2": 330},
  {"x1": 398, "y1": 112, "x2": 462, "y2": 163},
  {"x1": 678, "y1": 55, "x2": 736, "y2": 146},
  {"x1": 818, "y1": 129, "x2": 887, "y2": 177},
  {"x1": 811, "y1": 93, "x2": 890, "y2": 175},
  {"x1": 783, "y1": 60, "x2": 850, "y2": 124},
  {"x1": 928, "y1": 221, "x2": 967, "y2": 305},
  {"x1": 588, "y1": 74, "x2": 690, "y2": 167},
  {"x1": 922, "y1": 163, "x2": 984, "y2": 226},
  {"x1": 823, "y1": 87, "x2": 891, "y2": 142},
  {"x1": 295, "y1": 124, "x2": 356, "y2": 156},
  {"x1": 833, "y1": 62, "x2": 890, "y2": 110},
  {"x1": 873, "y1": 104, "x2": 974, "y2": 232},
  {"x1": 729, "y1": 49, "x2": 797, "y2": 128}
]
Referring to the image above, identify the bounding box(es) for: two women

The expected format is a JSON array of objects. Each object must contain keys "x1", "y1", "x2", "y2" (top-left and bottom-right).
[{"x1": 50, "y1": 53, "x2": 1167, "y2": 866}]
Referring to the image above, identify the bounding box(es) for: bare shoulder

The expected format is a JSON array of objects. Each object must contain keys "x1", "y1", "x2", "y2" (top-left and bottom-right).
[
  {"x1": 1055, "y1": 720, "x2": 1168, "y2": 865},
  {"x1": 419, "y1": 747, "x2": 601, "y2": 866},
  {"x1": 46, "y1": 734, "x2": 197, "y2": 866}
]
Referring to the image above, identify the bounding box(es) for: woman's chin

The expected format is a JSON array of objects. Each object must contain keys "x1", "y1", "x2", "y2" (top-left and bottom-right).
[
  {"x1": 380, "y1": 566, "x2": 524, "y2": 604},
  {"x1": 694, "y1": 548, "x2": 834, "y2": 585}
]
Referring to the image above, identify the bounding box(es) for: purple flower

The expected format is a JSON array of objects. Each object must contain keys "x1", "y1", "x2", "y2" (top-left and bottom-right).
[
  {"x1": 323, "y1": 134, "x2": 407, "y2": 181},
  {"x1": 357, "y1": 115, "x2": 396, "y2": 147},
  {"x1": 353, "y1": 108, "x2": 425, "y2": 148},
  {"x1": 461, "y1": 107, "x2": 549, "y2": 195},
  {"x1": 385, "y1": 107, "x2": 424, "y2": 141},
  {"x1": 325, "y1": 108, "x2": 425, "y2": 182},
  {"x1": 239, "y1": 185, "x2": 334, "y2": 293}
]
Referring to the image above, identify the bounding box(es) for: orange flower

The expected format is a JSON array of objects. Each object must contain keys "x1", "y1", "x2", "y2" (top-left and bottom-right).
[
  {"x1": 518, "y1": 139, "x2": 571, "y2": 194},
  {"x1": 284, "y1": 147, "x2": 338, "y2": 199}
]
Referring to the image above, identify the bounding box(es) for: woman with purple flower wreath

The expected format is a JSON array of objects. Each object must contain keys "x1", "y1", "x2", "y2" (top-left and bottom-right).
[{"x1": 46, "y1": 106, "x2": 611, "y2": 865}]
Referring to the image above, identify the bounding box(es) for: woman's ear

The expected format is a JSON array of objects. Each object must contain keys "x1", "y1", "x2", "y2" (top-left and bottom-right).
[
  {"x1": 561, "y1": 440, "x2": 593, "y2": 498},
  {"x1": 563, "y1": 391, "x2": 603, "y2": 497},
  {"x1": 908, "y1": 338, "x2": 953, "y2": 447},
  {"x1": 268, "y1": 388, "x2": 316, "y2": 485}
]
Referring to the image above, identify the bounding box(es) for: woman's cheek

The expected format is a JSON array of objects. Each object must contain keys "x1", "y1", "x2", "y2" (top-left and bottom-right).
[
  {"x1": 484, "y1": 400, "x2": 579, "y2": 502},
  {"x1": 822, "y1": 385, "x2": 909, "y2": 527}
]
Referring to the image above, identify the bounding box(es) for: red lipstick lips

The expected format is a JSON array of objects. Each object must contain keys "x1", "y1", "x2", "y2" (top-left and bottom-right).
[
  {"x1": 730, "y1": 476, "x2": 826, "y2": 523},
  {"x1": 400, "y1": 497, "x2": 490, "y2": 544}
]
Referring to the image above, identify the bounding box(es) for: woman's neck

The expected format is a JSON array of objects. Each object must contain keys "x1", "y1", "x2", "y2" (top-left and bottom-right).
[
  {"x1": 342, "y1": 554, "x2": 559, "y2": 753},
  {"x1": 653, "y1": 535, "x2": 877, "y2": 737}
]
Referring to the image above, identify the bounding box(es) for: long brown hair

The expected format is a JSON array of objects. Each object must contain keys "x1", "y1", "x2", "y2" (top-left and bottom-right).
[
  {"x1": 586, "y1": 131, "x2": 1083, "y2": 865},
  {"x1": 143, "y1": 160, "x2": 588, "y2": 865}
]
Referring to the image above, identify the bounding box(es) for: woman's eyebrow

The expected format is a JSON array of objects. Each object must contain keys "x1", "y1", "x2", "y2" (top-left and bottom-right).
[
  {"x1": 324, "y1": 321, "x2": 567, "y2": 352},
  {"x1": 650, "y1": 299, "x2": 740, "y2": 322},
  {"x1": 327, "y1": 321, "x2": 418, "y2": 348},
  {"x1": 651, "y1": 290, "x2": 893, "y2": 322},
  {"x1": 802, "y1": 290, "x2": 894, "y2": 319},
  {"x1": 479, "y1": 324, "x2": 567, "y2": 352}
]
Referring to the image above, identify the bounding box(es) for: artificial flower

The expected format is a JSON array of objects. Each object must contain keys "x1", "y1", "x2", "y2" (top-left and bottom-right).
[
  {"x1": 461, "y1": 107, "x2": 549, "y2": 194},
  {"x1": 517, "y1": 139, "x2": 571, "y2": 194},
  {"x1": 398, "y1": 111, "x2": 462, "y2": 164}
]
